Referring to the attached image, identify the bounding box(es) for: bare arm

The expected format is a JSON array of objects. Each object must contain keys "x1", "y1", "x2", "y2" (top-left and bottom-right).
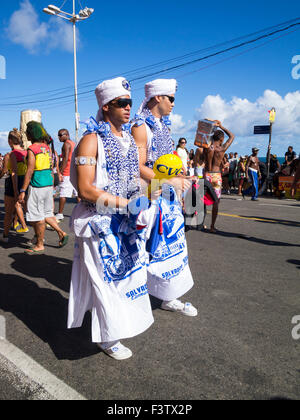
[
  {"x1": 213, "y1": 120, "x2": 235, "y2": 151},
  {"x1": 221, "y1": 126, "x2": 235, "y2": 151},
  {"x1": 76, "y1": 133, "x2": 128, "y2": 209},
  {"x1": 21, "y1": 150, "x2": 35, "y2": 192},
  {"x1": 60, "y1": 142, "x2": 71, "y2": 175},
  {"x1": 53, "y1": 151, "x2": 59, "y2": 174},
  {"x1": 10, "y1": 153, "x2": 19, "y2": 199},
  {"x1": 18, "y1": 150, "x2": 35, "y2": 204},
  {"x1": 0, "y1": 154, "x2": 10, "y2": 178}
]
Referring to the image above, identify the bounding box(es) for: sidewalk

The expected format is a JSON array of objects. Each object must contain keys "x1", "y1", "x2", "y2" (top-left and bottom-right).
[
  {"x1": 0, "y1": 338, "x2": 86, "y2": 400},
  {"x1": 0, "y1": 352, "x2": 53, "y2": 400}
]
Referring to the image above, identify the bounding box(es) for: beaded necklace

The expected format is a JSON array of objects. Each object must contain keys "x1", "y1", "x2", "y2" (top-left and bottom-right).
[
  {"x1": 132, "y1": 107, "x2": 173, "y2": 169},
  {"x1": 84, "y1": 117, "x2": 140, "y2": 199}
]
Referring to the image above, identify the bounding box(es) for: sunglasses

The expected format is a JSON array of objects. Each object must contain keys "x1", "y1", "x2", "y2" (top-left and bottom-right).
[
  {"x1": 110, "y1": 98, "x2": 132, "y2": 108},
  {"x1": 164, "y1": 95, "x2": 175, "y2": 104}
]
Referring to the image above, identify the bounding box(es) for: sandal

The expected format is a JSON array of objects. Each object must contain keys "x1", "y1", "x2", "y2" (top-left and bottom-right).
[
  {"x1": 24, "y1": 248, "x2": 45, "y2": 256},
  {"x1": 59, "y1": 234, "x2": 69, "y2": 248}
]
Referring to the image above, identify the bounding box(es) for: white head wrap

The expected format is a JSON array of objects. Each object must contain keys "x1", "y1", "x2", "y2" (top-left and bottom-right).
[
  {"x1": 137, "y1": 79, "x2": 177, "y2": 114},
  {"x1": 95, "y1": 77, "x2": 131, "y2": 122}
]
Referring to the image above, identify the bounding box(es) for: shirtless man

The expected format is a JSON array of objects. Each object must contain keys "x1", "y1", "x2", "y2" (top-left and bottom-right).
[
  {"x1": 194, "y1": 147, "x2": 205, "y2": 178},
  {"x1": 204, "y1": 120, "x2": 235, "y2": 233},
  {"x1": 243, "y1": 148, "x2": 261, "y2": 201}
]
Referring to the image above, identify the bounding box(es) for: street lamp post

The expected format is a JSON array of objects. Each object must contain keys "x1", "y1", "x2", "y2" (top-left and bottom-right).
[
  {"x1": 43, "y1": 2, "x2": 94, "y2": 142},
  {"x1": 267, "y1": 107, "x2": 276, "y2": 180}
]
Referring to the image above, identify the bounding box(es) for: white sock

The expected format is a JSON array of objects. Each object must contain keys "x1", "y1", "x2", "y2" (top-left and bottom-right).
[{"x1": 99, "y1": 340, "x2": 119, "y2": 350}]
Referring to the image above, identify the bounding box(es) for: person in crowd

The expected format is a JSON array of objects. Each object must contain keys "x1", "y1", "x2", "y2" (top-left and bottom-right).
[
  {"x1": 131, "y1": 78, "x2": 197, "y2": 317},
  {"x1": 0, "y1": 129, "x2": 28, "y2": 242},
  {"x1": 222, "y1": 154, "x2": 230, "y2": 195},
  {"x1": 228, "y1": 152, "x2": 239, "y2": 192},
  {"x1": 285, "y1": 146, "x2": 297, "y2": 167},
  {"x1": 67, "y1": 77, "x2": 154, "y2": 360},
  {"x1": 228, "y1": 152, "x2": 236, "y2": 191},
  {"x1": 188, "y1": 149, "x2": 195, "y2": 176},
  {"x1": 268, "y1": 154, "x2": 281, "y2": 195},
  {"x1": 189, "y1": 149, "x2": 195, "y2": 161},
  {"x1": 204, "y1": 121, "x2": 235, "y2": 233},
  {"x1": 237, "y1": 156, "x2": 247, "y2": 196},
  {"x1": 243, "y1": 148, "x2": 261, "y2": 201},
  {"x1": 55, "y1": 129, "x2": 78, "y2": 221},
  {"x1": 0, "y1": 154, "x2": 4, "y2": 172},
  {"x1": 176, "y1": 138, "x2": 189, "y2": 175},
  {"x1": 194, "y1": 147, "x2": 205, "y2": 178},
  {"x1": 18, "y1": 121, "x2": 69, "y2": 255},
  {"x1": 291, "y1": 160, "x2": 300, "y2": 198},
  {"x1": 258, "y1": 160, "x2": 267, "y2": 195}
]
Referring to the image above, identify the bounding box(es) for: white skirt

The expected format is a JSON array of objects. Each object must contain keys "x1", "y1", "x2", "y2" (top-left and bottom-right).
[
  {"x1": 67, "y1": 203, "x2": 154, "y2": 343},
  {"x1": 146, "y1": 187, "x2": 194, "y2": 301}
]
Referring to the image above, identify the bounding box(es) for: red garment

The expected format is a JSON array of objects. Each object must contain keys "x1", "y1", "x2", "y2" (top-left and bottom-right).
[
  {"x1": 11, "y1": 149, "x2": 27, "y2": 163},
  {"x1": 62, "y1": 140, "x2": 76, "y2": 176}
]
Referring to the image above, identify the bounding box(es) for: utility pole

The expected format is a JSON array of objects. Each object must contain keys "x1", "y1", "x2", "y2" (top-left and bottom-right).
[
  {"x1": 267, "y1": 108, "x2": 276, "y2": 180},
  {"x1": 72, "y1": 0, "x2": 79, "y2": 142}
]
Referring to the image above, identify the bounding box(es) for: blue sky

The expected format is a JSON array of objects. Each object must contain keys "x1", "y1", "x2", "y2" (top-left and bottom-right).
[{"x1": 0, "y1": 0, "x2": 300, "y2": 157}]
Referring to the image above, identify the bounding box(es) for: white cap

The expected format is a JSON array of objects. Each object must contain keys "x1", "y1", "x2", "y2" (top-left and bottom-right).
[
  {"x1": 137, "y1": 79, "x2": 177, "y2": 114},
  {"x1": 95, "y1": 77, "x2": 131, "y2": 121}
]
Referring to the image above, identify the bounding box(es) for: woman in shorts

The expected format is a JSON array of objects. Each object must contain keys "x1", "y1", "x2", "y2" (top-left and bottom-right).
[{"x1": 0, "y1": 129, "x2": 28, "y2": 243}]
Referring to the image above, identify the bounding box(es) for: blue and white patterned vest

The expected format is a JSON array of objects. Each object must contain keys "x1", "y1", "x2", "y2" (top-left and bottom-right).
[
  {"x1": 132, "y1": 107, "x2": 173, "y2": 169},
  {"x1": 84, "y1": 117, "x2": 141, "y2": 199}
]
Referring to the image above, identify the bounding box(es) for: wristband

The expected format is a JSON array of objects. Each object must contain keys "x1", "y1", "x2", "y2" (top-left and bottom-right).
[{"x1": 20, "y1": 189, "x2": 26, "y2": 193}]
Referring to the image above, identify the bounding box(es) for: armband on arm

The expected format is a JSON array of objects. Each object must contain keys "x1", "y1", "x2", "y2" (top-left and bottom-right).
[{"x1": 75, "y1": 156, "x2": 97, "y2": 166}]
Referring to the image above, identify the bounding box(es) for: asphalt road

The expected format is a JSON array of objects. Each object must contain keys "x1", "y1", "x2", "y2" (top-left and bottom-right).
[{"x1": 0, "y1": 180, "x2": 299, "y2": 400}]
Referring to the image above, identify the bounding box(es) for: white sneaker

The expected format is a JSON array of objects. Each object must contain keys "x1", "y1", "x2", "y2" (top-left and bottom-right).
[
  {"x1": 55, "y1": 213, "x2": 64, "y2": 221},
  {"x1": 97, "y1": 341, "x2": 133, "y2": 360},
  {"x1": 161, "y1": 299, "x2": 198, "y2": 317}
]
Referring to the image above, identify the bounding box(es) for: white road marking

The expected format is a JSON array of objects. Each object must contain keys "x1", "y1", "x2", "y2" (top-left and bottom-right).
[{"x1": 0, "y1": 338, "x2": 86, "y2": 400}]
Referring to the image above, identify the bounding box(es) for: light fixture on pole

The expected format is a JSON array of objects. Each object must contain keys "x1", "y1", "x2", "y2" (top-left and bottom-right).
[
  {"x1": 267, "y1": 107, "x2": 276, "y2": 180},
  {"x1": 43, "y1": 1, "x2": 94, "y2": 142}
]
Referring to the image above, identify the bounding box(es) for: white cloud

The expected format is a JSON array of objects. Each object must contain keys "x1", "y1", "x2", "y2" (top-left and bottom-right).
[
  {"x1": 47, "y1": 17, "x2": 80, "y2": 54},
  {"x1": 196, "y1": 90, "x2": 300, "y2": 137},
  {"x1": 171, "y1": 90, "x2": 300, "y2": 154},
  {"x1": 170, "y1": 113, "x2": 197, "y2": 137},
  {"x1": 169, "y1": 113, "x2": 186, "y2": 135},
  {"x1": 0, "y1": 132, "x2": 9, "y2": 153},
  {"x1": 5, "y1": 0, "x2": 80, "y2": 54},
  {"x1": 5, "y1": 0, "x2": 48, "y2": 53}
]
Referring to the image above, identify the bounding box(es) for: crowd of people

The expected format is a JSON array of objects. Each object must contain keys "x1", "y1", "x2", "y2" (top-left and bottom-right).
[
  {"x1": 0, "y1": 76, "x2": 299, "y2": 362},
  {"x1": 175, "y1": 143, "x2": 300, "y2": 199},
  {"x1": 0, "y1": 126, "x2": 75, "y2": 249}
]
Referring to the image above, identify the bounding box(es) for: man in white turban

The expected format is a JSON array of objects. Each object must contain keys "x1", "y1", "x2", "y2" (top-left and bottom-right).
[
  {"x1": 131, "y1": 79, "x2": 198, "y2": 317},
  {"x1": 67, "y1": 77, "x2": 154, "y2": 360}
]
